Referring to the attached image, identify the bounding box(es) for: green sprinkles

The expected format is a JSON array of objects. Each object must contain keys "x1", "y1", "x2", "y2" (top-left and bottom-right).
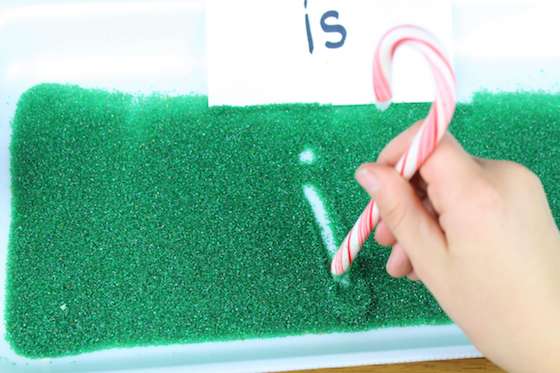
[{"x1": 6, "y1": 84, "x2": 560, "y2": 358}]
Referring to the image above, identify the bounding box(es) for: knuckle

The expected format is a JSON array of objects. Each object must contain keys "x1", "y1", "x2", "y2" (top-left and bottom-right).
[
  {"x1": 470, "y1": 178, "x2": 503, "y2": 211},
  {"x1": 383, "y1": 198, "x2": 409, "y2": 234},
  {"x1": 506, "y1": 162, "x2": 543, "y2": 189}
]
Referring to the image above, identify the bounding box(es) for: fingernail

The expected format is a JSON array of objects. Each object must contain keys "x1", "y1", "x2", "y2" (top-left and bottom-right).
[{"x1": 356, "y1": 166, "x2": 380, "y2": 193}]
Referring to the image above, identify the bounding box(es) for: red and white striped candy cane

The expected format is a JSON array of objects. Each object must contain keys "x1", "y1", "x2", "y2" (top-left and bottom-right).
[{"x1": 330, "y1": 25, "x2": 456, "y2": 276}]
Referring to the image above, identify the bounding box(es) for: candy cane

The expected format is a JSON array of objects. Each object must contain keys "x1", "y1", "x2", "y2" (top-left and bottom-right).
[{"x1": 330, "y1": 25, "x2": 456, "y2": 276}]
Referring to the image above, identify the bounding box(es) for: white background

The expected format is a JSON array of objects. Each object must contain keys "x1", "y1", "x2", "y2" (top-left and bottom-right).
[
  {"x1": 208, "y1": 0, "x2": 453, "y2": 106},
  {"x1": 208, "y1": 0, "x2": 560, "y2": 106}
]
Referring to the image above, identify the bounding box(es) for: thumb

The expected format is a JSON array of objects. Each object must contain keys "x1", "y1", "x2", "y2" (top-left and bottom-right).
[{"x1": 355, "y1": 164, "x2": 446, "y2": 273}]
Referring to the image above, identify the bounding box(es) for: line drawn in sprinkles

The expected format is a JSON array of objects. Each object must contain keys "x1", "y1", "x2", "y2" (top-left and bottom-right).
[
  {"x1": 299, "y1": 148, "x2": 349, "y2": 285},
  {"x1": 303, "y1": 184, "x2": 337, "y2": 258}
]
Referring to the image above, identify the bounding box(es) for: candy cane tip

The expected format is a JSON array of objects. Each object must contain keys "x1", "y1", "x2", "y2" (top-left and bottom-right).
[
  {"x1": 375, "y1": 100, "x2": 391, "y2": 112},
  {"x1": 330, "y1": 261, "x2": 337, "y2": 275},
  {"x1": 331, "y1": 268, "x2": 344, "y2": 277},
  {"x1": 330, "y1": 260, "x2": 346, "y2": 276}
]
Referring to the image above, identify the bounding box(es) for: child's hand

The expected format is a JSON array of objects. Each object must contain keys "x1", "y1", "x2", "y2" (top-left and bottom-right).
[{"x1": 356, "y1": 122, "x2": 560, "y2": 373}]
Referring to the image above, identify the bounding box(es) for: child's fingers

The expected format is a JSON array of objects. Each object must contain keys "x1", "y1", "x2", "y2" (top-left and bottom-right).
[
  {"x1": 422, "y1": 195, "x2": 437, "y2": 218},
  {"x1": 356, "y1": 164, "x2": 447, "y2": 278},
  {"x1": 419, "y1": 133, "x2": 481, "y2": 216},
  {"x1": 411, "y1": 173, "x2": 428, "y2": 198},
  {"x1": 379, "y1": 196, "x2": 436, "y2": 278},
  {"x1": 377, "y1": 120, "x2": 424, "y2": 165},
  {"x1": 386, "y1": 243, "x2": 413, "y2": 278},
  {"x1": 407, "y1": 271, "x2": 420, "y2": 281},
  {"x1": 374, "y1": 221, "x2": 396, "y2": 246}
]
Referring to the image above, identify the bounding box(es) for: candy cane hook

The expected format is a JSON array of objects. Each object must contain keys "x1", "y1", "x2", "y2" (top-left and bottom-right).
[{"x1": 331, "y1": 25, "x2": 456, "y2": 275}]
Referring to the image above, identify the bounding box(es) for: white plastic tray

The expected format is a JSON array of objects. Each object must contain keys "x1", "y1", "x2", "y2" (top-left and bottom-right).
[{"x1": 2, "y1": 0, "x2": 559, "y2": 371}]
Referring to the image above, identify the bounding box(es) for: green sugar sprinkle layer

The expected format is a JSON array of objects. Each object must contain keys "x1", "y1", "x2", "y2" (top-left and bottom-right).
[{"x1": 6, "y1": 84, "x2": 560, "y2": 358}]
